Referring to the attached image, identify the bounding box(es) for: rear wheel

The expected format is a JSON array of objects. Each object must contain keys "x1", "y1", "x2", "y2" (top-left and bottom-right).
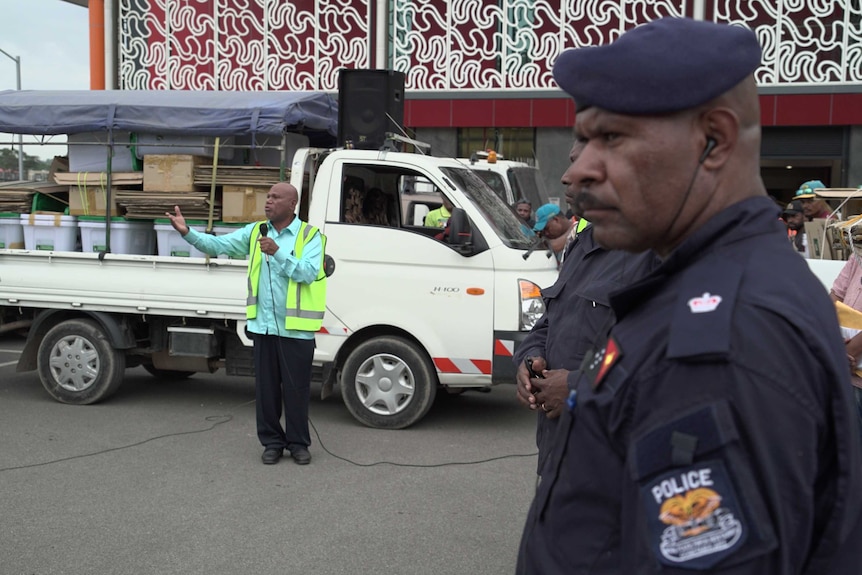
[
  {"x1": 37, "y1": 319, "x2": 125, "y2": 405},
  {"x1": 341, "y1": 336, "x2": 437, "y2": 429}
]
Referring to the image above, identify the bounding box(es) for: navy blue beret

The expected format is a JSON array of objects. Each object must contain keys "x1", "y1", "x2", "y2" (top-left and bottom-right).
[{"x1": 552, "y1": 18, "x2": 762, "y2": 115}]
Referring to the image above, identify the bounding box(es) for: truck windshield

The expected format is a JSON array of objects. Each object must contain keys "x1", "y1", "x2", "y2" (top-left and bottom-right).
[
  {"x1": 440, "y1": 167, "x2": 536, "y2": 249},
  {"x1": 470, "y1": 170, "x2": 508, "y2": 204}
]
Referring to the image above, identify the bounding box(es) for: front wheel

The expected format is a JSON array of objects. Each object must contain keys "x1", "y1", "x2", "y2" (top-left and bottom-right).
[
  {"x1": 341, "y1": 336, "x2": 437, "y2": 429},
  {"x1": 37, "y1": 319, "x2": 125, "y2": 404}
]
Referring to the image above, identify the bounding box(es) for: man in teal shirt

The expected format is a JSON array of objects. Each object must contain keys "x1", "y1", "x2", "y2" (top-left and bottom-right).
[{"x1": 166, "y1": 182, "x2": 323, "y2": 465}]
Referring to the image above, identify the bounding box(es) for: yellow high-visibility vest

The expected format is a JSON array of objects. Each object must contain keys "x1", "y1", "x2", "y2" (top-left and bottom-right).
[{"x1": 246, "y1": 220, "x2": 327, "y2": 332}]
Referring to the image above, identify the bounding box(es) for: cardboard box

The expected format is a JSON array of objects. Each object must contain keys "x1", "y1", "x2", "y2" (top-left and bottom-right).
[
  {"x1": 143, "y1": 155, "x2": 206, "y2": 193},
  {"x1": 805, "y1": 218, "x2": 835, "y2": 260},
  {"x1": 222, "y1": 184, "x2": 267, "y2": 222},
  {"x1": 68, "y1": 185, "x2": 123, "y2": 216}
]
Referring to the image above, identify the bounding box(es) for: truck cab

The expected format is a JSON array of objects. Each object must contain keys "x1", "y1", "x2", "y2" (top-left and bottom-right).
[
  {"x1": 458, "y1": 150, "x2": 556, "y2": 222},
  {"x1": 290, "y1": 145, "x2": 559, "y2": 428}
]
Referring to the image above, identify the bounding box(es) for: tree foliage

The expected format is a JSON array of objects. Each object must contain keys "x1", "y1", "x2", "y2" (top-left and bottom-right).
[{"x1": 0, "y1": 147, "x2": 50, "y2": 174}]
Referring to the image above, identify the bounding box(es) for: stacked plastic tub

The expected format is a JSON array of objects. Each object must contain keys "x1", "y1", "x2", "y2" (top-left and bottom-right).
[
  {"x1": 78, "y1": 216, "x2": 156, "y2": 254},
  {"x1": 0, "y1": 212, "x2": 24, "y2": 249}
]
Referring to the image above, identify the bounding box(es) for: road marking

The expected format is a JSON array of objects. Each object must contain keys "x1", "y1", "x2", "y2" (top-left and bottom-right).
[{"x1": 0, "y1": 360, "x2": 19, "y2": 368}]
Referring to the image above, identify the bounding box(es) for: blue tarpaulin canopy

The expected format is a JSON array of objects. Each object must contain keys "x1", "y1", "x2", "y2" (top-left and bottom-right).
[{"x1": 0, "y1": 90, "x2": 338, "y2": 145}]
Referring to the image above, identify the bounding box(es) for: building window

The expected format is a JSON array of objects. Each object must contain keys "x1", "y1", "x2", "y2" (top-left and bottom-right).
[{"x1": 457, "y1": 128, "x2": 536, "y2": 165}]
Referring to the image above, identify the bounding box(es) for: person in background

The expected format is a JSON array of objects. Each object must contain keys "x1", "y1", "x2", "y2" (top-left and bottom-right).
[
  {"x1": 514, "y1": 198, "x2": 535, "y2": 228},
  {"x1": 781, "y1": 199, "x2": 807, "y2": 256},
  {"x1": 794, "y1": 179, "x2": 835, "y2": 220},
  {"x1": 424, "y1": 195, "x2": 455, "y2": 228},
  {"x1": 514, "y1": 208, "x2": 657, "y2": 482},
  {"x1": 165, "y1": 182, "x2": 326, "y2": 466},
  {"x1": 829, "y1": 256, "x2": 862, "y2": 435},
  {"x1": 517, "y1": 17, "x2": 862, "y2": 574},
  {"x1": 532, "y1": 203, "x2": 574, "y2": 265},
  {"x1": 362, "y1": 187, "x2": 390, "y2": 226}
]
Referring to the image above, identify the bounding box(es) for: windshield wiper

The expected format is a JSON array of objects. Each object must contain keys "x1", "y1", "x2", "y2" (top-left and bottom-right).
[{"x1": 522, "y1": 235, "x2": 549, "y2": 261}]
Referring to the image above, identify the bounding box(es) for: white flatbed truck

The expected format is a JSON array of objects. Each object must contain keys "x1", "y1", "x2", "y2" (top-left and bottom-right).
[{"x1": 0, "y1": 90, "x2": 559, "y2": 429}]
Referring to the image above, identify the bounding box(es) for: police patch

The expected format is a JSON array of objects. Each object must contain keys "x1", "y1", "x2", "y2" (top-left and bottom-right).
[{"x1": 641, "y1": 460, "x2": 746, "y2": 569}]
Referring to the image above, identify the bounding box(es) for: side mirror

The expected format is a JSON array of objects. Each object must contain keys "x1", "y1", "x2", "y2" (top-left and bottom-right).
[
  {"x1": 323, "y1": 254, "x2": 336, "y2": 277},
  {"x1": 447, "y1": 207, "x2": 473, "y2": 254}
]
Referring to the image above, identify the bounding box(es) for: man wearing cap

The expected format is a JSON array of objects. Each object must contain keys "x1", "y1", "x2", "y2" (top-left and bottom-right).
[
  {"x1": 517, "y1": 17, "x2": 862, "y2": 575},
  {"x1": 781, "y1": 199, "x2": 807, "y2": 256},
  {"x1": 794, "y1": 179, "x2": 834, "y2": 220},
  {"x1": 532, "y1": 203, "x2": 574, "y2": 264},
  {"x1": 514, "y1": 211, "x2": 658, "y2": 483}
]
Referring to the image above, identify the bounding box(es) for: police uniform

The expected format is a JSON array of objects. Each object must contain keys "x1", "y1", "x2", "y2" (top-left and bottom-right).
[
  {"x1": 513, "y1": 225, "x2": 657, "y2": 476},
  {"x1": 517, "y1": 17, "x2": 862, "y2": 574}
]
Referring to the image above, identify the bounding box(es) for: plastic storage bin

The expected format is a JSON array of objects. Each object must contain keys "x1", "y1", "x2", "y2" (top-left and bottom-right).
[
  {"x1": 0, "y1": 212, "x2": 24, "y2": 249},
  {"x1": 20, "y1": 214, "x2": 78, "y2": 251},
  {"x1": 135, "y1": 133, "x2": 234, "y2": 160},
  {"x1": 213, "y1": 221, "x2": 249, "y2": 260},
  {"x1": 78, "y1": 216, "x2": 156, "y2": 255},
  {"x1": 68, "y1": 131, "x2": 137, "y2": 173},
  {"x1": 153, "y1": 218, "x2": 208, "y2": 258},
  {"x1": 32, "y1": 192, "x2": 69, "y2": 213}
]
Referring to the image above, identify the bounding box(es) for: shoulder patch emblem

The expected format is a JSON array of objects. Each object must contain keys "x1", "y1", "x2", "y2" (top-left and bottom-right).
[
  {"x1": 641, "y1": 460, "x2": 747, "y2": 569},
  {"x1": 687, "y1": 292, "x2": 722, "y2": 314}
]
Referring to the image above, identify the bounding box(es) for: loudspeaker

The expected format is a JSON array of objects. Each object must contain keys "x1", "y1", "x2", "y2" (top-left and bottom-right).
[{"x1": 338, "y1": 69, "x2": 406, "y2": 150}]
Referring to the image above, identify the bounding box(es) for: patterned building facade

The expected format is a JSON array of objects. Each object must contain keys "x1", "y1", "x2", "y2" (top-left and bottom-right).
[{"x1": 116, "y1": 0, "x2": 862, "y2": 200}]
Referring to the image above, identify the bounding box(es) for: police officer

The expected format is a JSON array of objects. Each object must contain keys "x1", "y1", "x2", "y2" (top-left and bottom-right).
[
  {"x1": 517, "y1": 17, "x2": 862, "y2": 574},
  {"x1": 514, "y1": 195, "x2": 657, "y2": 480}
]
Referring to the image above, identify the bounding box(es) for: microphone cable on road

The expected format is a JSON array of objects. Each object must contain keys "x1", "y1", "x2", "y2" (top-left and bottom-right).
[
  {"x1": 0, "y1": 397, "x2": 537, "y2": 473},
  {"x1": 0, "y1": 231, "x2": 537, "y2": 472}
]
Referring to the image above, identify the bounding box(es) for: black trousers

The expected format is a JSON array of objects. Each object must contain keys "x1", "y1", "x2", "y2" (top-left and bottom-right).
[{"x1": 252, "y1": 334, "x2": 315, "y2": 451}]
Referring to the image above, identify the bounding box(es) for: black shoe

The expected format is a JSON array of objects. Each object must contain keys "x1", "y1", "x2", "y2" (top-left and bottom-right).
[
  {"x1": 261, "y1": 447, "x2": 283, "y2": 465},
  {"x1": 290, "y1": 447, "x2": 311, "y2": 465}
]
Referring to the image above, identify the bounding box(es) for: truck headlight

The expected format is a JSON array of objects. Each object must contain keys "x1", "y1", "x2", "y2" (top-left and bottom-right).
[{"x1": 519, "y1": 279, "x2": 545, "y2": 331}]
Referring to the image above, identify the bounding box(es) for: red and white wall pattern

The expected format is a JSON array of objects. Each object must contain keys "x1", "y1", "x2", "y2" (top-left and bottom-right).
[{"x1": 118, "y1": 0, "x2": 862, "y2": 92}]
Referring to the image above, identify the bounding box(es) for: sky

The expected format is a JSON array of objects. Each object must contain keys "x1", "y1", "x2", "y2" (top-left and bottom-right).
[{"x1": 2, "y1": 0, "x2": 90, "y2": 161}]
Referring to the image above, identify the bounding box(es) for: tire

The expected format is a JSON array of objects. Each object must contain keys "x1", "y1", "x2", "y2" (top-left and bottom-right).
[
  {"x1": 37, "y1": 319, "x2": 126, "y2": 405},
  {"x1": 142, "y1": 363, "x2": 195, "y2": 381},
  {"x1": 341, "y1": 336, "x2": 437, "y2": 429}
]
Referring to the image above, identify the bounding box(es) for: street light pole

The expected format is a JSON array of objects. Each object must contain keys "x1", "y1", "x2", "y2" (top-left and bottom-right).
[{"x1": 0, "y1": 47, "x2": 24, "y2": 181}]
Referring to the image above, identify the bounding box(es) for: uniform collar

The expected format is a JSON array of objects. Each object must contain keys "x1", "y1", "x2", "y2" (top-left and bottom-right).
[{"x1": 610, "y1": 196, "x2": 782, "y2": 319}]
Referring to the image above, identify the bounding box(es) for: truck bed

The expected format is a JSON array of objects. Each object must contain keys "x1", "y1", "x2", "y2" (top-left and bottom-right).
[{"x1": 0, "y1": 250, "x2": 248, "y2": 320}]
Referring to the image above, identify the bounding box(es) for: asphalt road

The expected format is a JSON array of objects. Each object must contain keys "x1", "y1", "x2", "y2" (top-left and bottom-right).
[{"x1": 0, "y1": 333, "x2": 539, "y2": 575}]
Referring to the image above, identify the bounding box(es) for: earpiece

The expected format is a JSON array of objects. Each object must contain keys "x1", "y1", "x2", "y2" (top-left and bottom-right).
[{"x1": 699, "y1": 137, "x2": 717, "y2": 164}]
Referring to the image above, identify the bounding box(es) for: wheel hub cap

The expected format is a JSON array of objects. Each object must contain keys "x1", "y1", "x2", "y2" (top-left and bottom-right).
[
  {"x1": 49, "y1": 335, "x2": 100, "y2": 392},
  {"x1": 355, "y1": 353, "x2": 415, "y2": 415}
]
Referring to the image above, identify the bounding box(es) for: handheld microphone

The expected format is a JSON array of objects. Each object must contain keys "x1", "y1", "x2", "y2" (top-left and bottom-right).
[{"x1": 259, "y1": 222, "x2": 269, "y2": 263}]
